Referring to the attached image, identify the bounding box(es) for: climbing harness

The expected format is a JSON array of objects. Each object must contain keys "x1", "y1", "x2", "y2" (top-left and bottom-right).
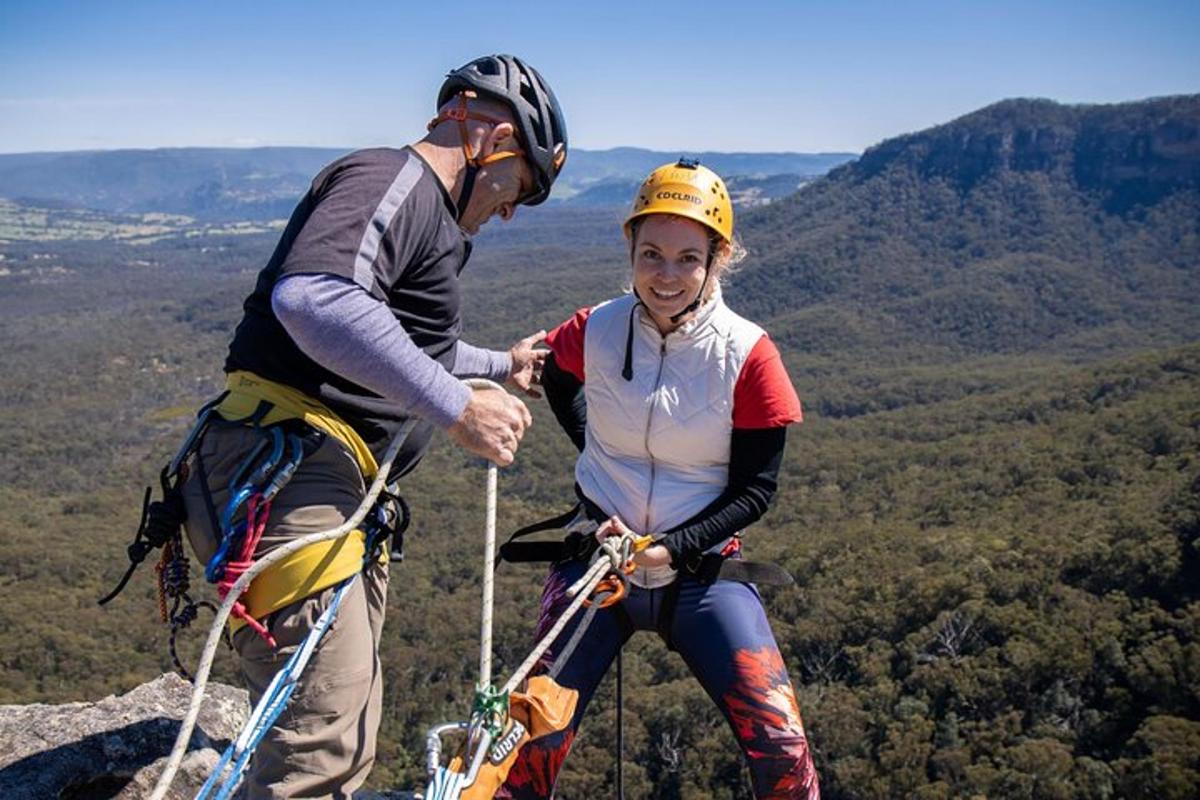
[
  {"x1": 148, "y1": 407, "x2": 420, "y2": 800},
  {"x1": 150, "y1": 377, "x2": 499, "y2": 800},
  {"x1": 494, "y1": 505, "x2": 795, "y2": 797}
]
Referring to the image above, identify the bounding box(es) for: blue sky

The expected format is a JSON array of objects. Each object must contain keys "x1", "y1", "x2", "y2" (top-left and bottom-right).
[{"x1": 1, "y1": 0, "x2": 1196, "y2": 154}]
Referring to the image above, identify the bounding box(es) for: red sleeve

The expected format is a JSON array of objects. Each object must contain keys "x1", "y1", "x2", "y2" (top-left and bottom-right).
[
  {"x1": 732, "y1": 335, "x2": 803, "y2": 428},
  {"x1": 544, "y1": 307, "x2": 590, "y2": 382}
]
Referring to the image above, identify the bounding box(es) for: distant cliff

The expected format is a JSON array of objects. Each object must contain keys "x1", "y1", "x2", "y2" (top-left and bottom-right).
[
  {"x1": 851, "y1": 95, "x2": 1200, "y2": 212},
  {"x1": 732, "y1": 95, "x2": 1200, "y2": 356}
]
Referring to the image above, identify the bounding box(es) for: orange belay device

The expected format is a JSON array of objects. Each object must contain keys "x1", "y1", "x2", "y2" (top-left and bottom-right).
[{"x1": 423, "y1": 459, "x2": 649, "y2": 800}]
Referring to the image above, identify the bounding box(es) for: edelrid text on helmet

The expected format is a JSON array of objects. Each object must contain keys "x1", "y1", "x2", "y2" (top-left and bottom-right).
[
  {"x1": 439, "y1": 54, "x2": 567, "y2": 206},
  {"x1": 655, "y1": 190, "x2": 703, "y2": 205}
]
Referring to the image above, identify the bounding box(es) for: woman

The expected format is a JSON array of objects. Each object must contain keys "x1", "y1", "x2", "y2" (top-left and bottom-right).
[{"x1": 497, "y1": 159, "x2": 820, "y2": 799}]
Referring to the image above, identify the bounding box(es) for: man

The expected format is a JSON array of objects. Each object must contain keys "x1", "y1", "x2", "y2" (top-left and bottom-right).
[{"x1": 179, "y1": 54, "x2": 567, "y2": 798}]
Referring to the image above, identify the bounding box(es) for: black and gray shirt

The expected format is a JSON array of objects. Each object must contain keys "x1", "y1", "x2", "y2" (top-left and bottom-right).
[{"x1": 226, "y1": 147, "x2": 478, "y2": 474}]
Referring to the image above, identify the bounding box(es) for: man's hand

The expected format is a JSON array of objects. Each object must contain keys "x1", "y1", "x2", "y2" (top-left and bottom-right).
[
  {"x1": 447, "y1": 386, "x2": 532, "y2": 466},
  {"x1": 507, "y1": 330, "x2": 548, "y2": 398}
]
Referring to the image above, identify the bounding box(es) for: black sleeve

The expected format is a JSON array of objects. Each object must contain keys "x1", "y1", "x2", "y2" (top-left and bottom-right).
[
  {"x1": 658, "y1": 426, "x2": 787, "y2": 568},
  {"x1": 542, "y1": 352, "x2": 587, "y2": 452}
]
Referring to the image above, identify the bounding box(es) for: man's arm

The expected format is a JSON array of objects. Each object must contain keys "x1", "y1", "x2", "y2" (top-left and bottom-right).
[
  {"x1": 272, "y1": 272, "x2": 530, "y2": 464},
  {"x1": 451, "y1": 340, "x2": 511, "y2": 382},
  {"x1": 452, "y1": 334, "x2": 547, "y2": 399}
]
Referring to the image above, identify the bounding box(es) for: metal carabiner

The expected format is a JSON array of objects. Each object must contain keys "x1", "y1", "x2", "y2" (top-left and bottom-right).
[{"x1": 259, "y1": 433, "x2": 304, "y2": 503}]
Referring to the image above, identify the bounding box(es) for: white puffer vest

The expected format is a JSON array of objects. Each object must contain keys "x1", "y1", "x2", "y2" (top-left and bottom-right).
[{"x1": 576, "y1": 290, "x2": 765, "y2": 588}]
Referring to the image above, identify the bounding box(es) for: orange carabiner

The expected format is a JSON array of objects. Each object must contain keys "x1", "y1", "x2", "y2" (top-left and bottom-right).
[{"x1": 584, "y1": 574, "x2": 627, "y2": 608}]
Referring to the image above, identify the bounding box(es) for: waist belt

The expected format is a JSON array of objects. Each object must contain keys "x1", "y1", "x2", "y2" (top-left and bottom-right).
[
  {"x1": 498, "y1": 504, "x2": 794, "y2": 587},
  {"x1": 216, "y1": 371, "x2": 383, "y2": 632}
]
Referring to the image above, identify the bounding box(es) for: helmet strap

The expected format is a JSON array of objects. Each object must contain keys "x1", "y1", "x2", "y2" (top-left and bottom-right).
[
  {"x1": 429, "y1": 93, "x2": 526, "y2": 220},
  {"x1": 456, "y1": 162, "x2": 480, "y2": 221}
]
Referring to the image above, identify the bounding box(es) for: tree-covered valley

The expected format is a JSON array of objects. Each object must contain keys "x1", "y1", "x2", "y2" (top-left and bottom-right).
[{"x1": 0, "y1": 95, "x2": 1197, "y2": 799}]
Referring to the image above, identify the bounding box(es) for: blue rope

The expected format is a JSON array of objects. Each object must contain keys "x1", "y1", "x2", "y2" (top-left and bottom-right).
[
  {"x1": 204, "y1": 428, "x2": 295, "y2": 583},
  {"x1": 197, "y1": 577, "x2": 353, "y2": 800}
]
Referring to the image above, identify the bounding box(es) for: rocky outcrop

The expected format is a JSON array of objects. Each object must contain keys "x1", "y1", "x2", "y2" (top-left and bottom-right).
[{"x1": 0, "y1": 674, "x2": 414, "y2": 799}]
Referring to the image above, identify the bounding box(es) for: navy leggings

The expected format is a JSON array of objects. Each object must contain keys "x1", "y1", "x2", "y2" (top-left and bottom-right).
[{"x1": 497, "y1": 559, "x2": 820, "y2": 799}]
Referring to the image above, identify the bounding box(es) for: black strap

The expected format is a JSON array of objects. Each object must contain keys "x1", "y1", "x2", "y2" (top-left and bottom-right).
[
  {"x1": 456, "y1": 163, "x2": 480, "y2": 220},
  {"x1": 615, "y1": 649, "x2": 625, "y2": 800},
  {"x1": 621, "y1": 301, "x2": 638, "y2": 381},
  {"x1": 495, "y1": 504, "x2": 585, "y2": 568},
  {"x1": 656, "y1": 578, "x2": 683, "y2": 652},
  {"x1": 717, "y1": 559, "x2": 794, "y2": 585},
  {"x1": 682, "y1": 552, "x2": 795, "y2": 586}
]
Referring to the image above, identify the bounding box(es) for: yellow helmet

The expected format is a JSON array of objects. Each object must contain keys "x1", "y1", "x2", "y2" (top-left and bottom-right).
[{"x1": 624, "y1": 158, "x2": 733, "y2": 243}]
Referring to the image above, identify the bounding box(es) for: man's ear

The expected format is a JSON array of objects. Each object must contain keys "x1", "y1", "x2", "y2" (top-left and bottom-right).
[{"x1": 483, "y1": 121, "x2": 518, "y2": 154}]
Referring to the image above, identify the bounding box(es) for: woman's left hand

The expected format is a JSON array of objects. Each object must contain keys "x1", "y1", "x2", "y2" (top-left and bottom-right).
[
  {"x1": 632, "y1": 544, "x2": 672, "y2": 569},
  {"x1": 596, "y1": 516, "x2": 671, "y2": 568}
]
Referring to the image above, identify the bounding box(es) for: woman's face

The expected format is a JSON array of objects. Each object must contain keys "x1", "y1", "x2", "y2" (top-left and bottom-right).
[{"x1": 632, "y1": 214, "x2": 713, "y2": 333}]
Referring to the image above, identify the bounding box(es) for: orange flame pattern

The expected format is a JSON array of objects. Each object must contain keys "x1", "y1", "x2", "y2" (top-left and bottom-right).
[{"x1": 723, "y1": 647, "x2": 820, "y2": 799}]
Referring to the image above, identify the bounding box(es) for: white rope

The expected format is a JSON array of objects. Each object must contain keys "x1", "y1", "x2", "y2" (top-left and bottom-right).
[
  {"x1": 500, "y1": 536, "x2": 630, "y2": 695},
  {"x1": 469, "y1": 376, "x2": 503, "y2": 688},
  {"x1": 479, "y1": 462, "x2": 497, "y2": 687}
]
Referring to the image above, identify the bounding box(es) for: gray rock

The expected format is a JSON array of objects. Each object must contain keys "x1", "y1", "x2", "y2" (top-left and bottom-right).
[
  {"x1": 0, "y1": 674, "x2": 416, "y2": 799},
  {"x1": 0, "y1": 673, "x2": 247, "y2": 799}
]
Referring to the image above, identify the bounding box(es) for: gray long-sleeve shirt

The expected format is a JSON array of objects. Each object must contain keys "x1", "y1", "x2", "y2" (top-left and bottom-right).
[{"x1": 271, "y1": 272, "x2": 511, "y2": 429}]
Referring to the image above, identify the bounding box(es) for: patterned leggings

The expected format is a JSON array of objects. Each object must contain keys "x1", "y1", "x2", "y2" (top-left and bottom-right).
[{"x1": 496, "y1": 559, "x2": 820, "y2": 799}]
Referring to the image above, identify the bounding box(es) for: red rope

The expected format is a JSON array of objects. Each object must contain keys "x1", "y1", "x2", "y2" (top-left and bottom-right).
[{"x1": 216, "y1": 492, "x2": 277, "y2": 648}]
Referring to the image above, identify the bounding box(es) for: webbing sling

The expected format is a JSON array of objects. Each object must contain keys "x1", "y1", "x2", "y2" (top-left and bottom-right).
[{"x1": 496, "y1": 504, "x2": 590, "y2": 566}]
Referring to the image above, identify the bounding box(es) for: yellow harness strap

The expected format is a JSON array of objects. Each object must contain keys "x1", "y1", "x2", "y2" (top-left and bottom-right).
[
  {"x1": 216, "y1": 372, "x2": 385, "y2": 631},
  {"x1": 220, "y1": 371, "x2": 378, "y2": 479}
]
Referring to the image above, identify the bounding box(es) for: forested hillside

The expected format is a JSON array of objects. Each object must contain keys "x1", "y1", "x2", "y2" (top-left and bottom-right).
[{"x1": 0, "y1": 95, "x2": 1197, "y2": 798}]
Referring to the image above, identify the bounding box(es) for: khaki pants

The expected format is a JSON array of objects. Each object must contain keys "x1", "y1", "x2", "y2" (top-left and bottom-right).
[{"x1": 182, "y1": 424, "x2": 388, "y2": 800}]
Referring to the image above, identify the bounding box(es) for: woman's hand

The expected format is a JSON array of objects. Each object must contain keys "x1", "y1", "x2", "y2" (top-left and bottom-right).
[
  {"x1": 595, "y1": 516, "x2": 672, "y2": 568},
  {"x1": 507, "y1": 330, "x2": 548, "y2": 398},
  {"x1": 632, "y1": 545, "x2": 671, "y2": 569},
  {"x1": 595, "y1": 515, "x2": 636, "y2": 544}
]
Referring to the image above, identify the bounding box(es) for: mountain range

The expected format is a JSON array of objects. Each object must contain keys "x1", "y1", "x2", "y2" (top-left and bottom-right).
[{"x1": 0, "y1": 146, "x2": 855, "y2": 221}]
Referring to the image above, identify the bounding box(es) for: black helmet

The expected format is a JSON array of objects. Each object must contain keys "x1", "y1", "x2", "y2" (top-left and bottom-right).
[{"x1": 438, "y1": 54, "x2": 567, "y2": 205}]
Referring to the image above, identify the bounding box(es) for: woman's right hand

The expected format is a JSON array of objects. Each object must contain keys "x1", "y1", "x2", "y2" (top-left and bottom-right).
[{"x1": 595, "y1": 515, "x2": 637, "y2": 544}]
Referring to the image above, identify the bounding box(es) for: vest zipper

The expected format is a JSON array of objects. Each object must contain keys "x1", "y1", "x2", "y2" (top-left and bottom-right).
[{"x1": 642, "y1": 338, "x2": 668, "y2": 534}]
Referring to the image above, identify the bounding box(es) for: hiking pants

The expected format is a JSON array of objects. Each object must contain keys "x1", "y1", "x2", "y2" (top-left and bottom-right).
[
  {"x1": 181, "y1": 424, "x2": 387, "y2": 800},
  {"x1": 496, "y1": 558, "x2": 820, "y2": 800}
]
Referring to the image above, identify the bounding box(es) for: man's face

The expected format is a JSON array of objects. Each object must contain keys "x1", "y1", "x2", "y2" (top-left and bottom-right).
[{"x1": 458, "y1": 153, "x2": 535, "y2": 235}]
